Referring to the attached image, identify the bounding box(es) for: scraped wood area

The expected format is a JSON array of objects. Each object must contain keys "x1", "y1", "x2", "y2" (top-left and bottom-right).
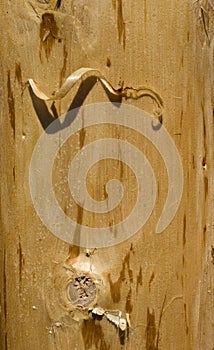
[{"x1": 0, "y1": 1, "x2": 213, "y2": 349}]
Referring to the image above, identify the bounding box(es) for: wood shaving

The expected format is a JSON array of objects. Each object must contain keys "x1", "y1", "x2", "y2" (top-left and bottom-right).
[{"x1": 29, "y1": 67, "x2": 163, "y2": 118}]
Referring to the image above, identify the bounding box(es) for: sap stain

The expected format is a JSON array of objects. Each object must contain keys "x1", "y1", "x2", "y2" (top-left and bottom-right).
[
  {"x1": 3, "y1": 250, "x2": 7, "y2": 319},
  {"x1": 5, "y1": 332, "x2": 8, "y2": 350},
  {"x1": 202, "y1": 103, "x2": 206, "y2": 137},
  {"x1": 7, "y1": 71, "x2": 15, "y2": 137},
  {"x1": 211, "y1": 246, "x2": 214, "y2": 264},
  {"x1": 149, "y1": 272, "x2": 155, "y2": 292},
  {"x1": 79, "y1": 116, "x2": 86, "y2": 149},
  {"x1": 204, "y1": 176, "x2": 208, "y2": 199},
  {"x1": 130, "y1": 243, "x2": 135, "y2": 253},
  {"x1": 40, "y1": 13, "x2": 59, "y2": 60},
  {"x1": 79, "y1": 127, "x2": 86, "y2": 149},
  {"x1": 136, "y1": 266, "x2": 143, "y2": 294},
  {"x1": 118, "y1": 159, "x2": 124, "y2": 180},
  {"x1": 145, "y1": 308, "x2": 157, "y2": 350},
  {"x1": 76, "y1": 204, "x2": 84, "y2": 226},
  {"x1": 183, "y1": 303, "x2": 189, "y2": 335},
  {"x1": 15, "y1": 63, "x2": 22, "y2": 85},
  {"x1": 106, "y1": 57, "x2": 111, "y2": 67},
  {"x1": 18, "y1": 236, "x2": 25, "y2": 282},
  {"x1": 67, "y1": 245, "x2": 80, "y2": 260},
  {"x1": 55, "y1": 0, "x2": 62, "y2": 9},
  {"x1": 203, "y1": 225, "x2": 206, "y2": 246},
  {"x1": 13, "y1": 167, "x2": 16, "y2": 182},
  {"x1": 81, "y1": 319, "x2": 110, "y2": 350},
  {"x1": 60, "y1": 43, "x2": 68, "y2": 85},
  {"x1": 125, "y1": 287, "x2": 133, "y2": 313},
  {"x1": 192, "y1": 154, "x2": 195, "y2": 169},
  {"x1": 112, "y1": 0, "x2": 126, "y2": 48},
  {"x1": 183, "y1": 215, "x2": 186, "y2": 247},
  {"x1": 182, "y1": 253, "x2": 185, "y2": 267},
  {"x1": 108, "y1": 251, "x2": 133, "y2": 303},
  {"x1": 108, "y1": 272, "x2": 123, "y2": 303},
  {"x1": 125, "y1": 251, "x2": 133, "y2": 282}
]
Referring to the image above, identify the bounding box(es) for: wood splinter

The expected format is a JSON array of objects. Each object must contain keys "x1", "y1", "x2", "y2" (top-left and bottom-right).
[{"x1": 89, "y1": 307, "x2": 130, "y2": 332}]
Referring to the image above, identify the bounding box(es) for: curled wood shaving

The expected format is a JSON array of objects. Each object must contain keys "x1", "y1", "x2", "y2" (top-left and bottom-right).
[{"x1": 28, "y1": 67, "x2": 163, "y2": 118}]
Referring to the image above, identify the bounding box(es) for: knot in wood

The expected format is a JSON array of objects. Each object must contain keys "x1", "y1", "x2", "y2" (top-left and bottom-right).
[{"x1": 68, "y1": 276, "x2": 96, "y2": 308}]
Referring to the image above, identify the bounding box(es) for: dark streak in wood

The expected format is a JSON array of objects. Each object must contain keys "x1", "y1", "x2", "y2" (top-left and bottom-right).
[
  {"x1": 79, "y1": 115, "x2": 86, "y2": 149},
  {"x1": 13, "y1": 167, "x2": 16, "y2": 183},
  {"x1": 183, "y1": 215, "x2": 186, "y2": 247},
  {"x1": 126, "y1": 256, "x2": 133, "y2": 283},
  {"x1": 211, "y1": 246, "x2": 214, "y2": 264},
  {"x1": 81, "y1": 319, "x2": 110, "y2": 350},
  {"x1": 202, "y1": 102, "x2": 206, "y2": 138},
  {"x1": 55, "y1": 0, "x2": 62, "y2": 10},
  {"x1": 72, "y1": 205, "x2": 84, "y2": 248},
  {"x1": 7, "y1": 71, "x2": 15, "y2": 138},
  {"x1": 119, "y1": 159, "x2": 124, "y2": 180},
  {"x1": 204, "y1": 176, "x2": 208, "y2": 200},
  {"x1": 118, "y1": 0, "x2": 126, "y2": 48},
  {"x1": 18, "y1": 236, "x2": 24, "y2": 282},
  {"x1": 155, "y1": 294, "x2": 167, "y2": 348},
  {"x1": 148, "y1": 272, "x2": 154, "y2": 292},
  {"x1": 202, "y1": 103, "x2": 208, "y2": 171},
  {"x1": 76, "y1": 204, "x2": 84, "y2": 226},
  {"x1": 5, "y1": 332, "x2": 8, "y2": 350},
  {"x1": 125, "y1": 287, "x2": 133, "y2": 313},
  {"x1": 203, "y1": 225, "x2": 206, "y2": 246},
  {"x1": 130, "y1": 243, "x2": 134, "y2": 253},
  {"x1": 184, "y1": 303, "x2": 189, "y2": 335},
  {"x1": 113, "y1": 0, "x2": 126, "y2": 49},
  {"x1": 187, "y1": 30, "x2": 190, "y2": 42},
  {"x1": 108, "y1": 272, "x2": 123, "y2": 303},
  {"x1": 3, "y1": 249, "x2": 7, "y2": 320},
  {"x1": 192, "y1": 154, "x2": 195, "y2": 169},
  {"x1": 15, "y1": 63, "x2": 22, "y2": 85},
  {"x1": 108, "y1": 251, "x2": 133, "y2": 302},
  {"x1": 60, "y1": 43, "x2": 68, "y2": 86},
  {"x1": 40, "y1": 13, "x2": 59, "y2": 60},
  {"x1": 145, "y1": 308, "x2": 157, "y2": 350},
  {"x1": 136, "y1": 266, "x2": 143, "y2": 294},
  {"x1": 179, "y1": 110, "x2": 183, "y2": 129},
  {"x1": 119, "y1": 328, "x2": 126, "y2": 345},
  {"x1": 106, "y1": 57, "x2": 111, "y2": 67},
  {"x1": 67, "y1": 245, "x2": 80, "y2": 260}
]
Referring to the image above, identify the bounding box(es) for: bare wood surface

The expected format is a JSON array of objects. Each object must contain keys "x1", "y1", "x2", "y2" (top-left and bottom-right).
[{"x1": 0, "y1": 1, "x2": 213, "y2": 349}]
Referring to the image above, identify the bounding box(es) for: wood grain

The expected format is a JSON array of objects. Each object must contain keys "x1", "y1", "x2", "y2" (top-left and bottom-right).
[{"x1": 0, "y1": 1, "x2": 213, "y2": 349}]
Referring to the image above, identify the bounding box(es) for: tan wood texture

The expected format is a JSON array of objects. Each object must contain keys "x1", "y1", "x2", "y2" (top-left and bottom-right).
[{"x1": 0, "y1": 1, "x2": 213, "y2": 349}]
